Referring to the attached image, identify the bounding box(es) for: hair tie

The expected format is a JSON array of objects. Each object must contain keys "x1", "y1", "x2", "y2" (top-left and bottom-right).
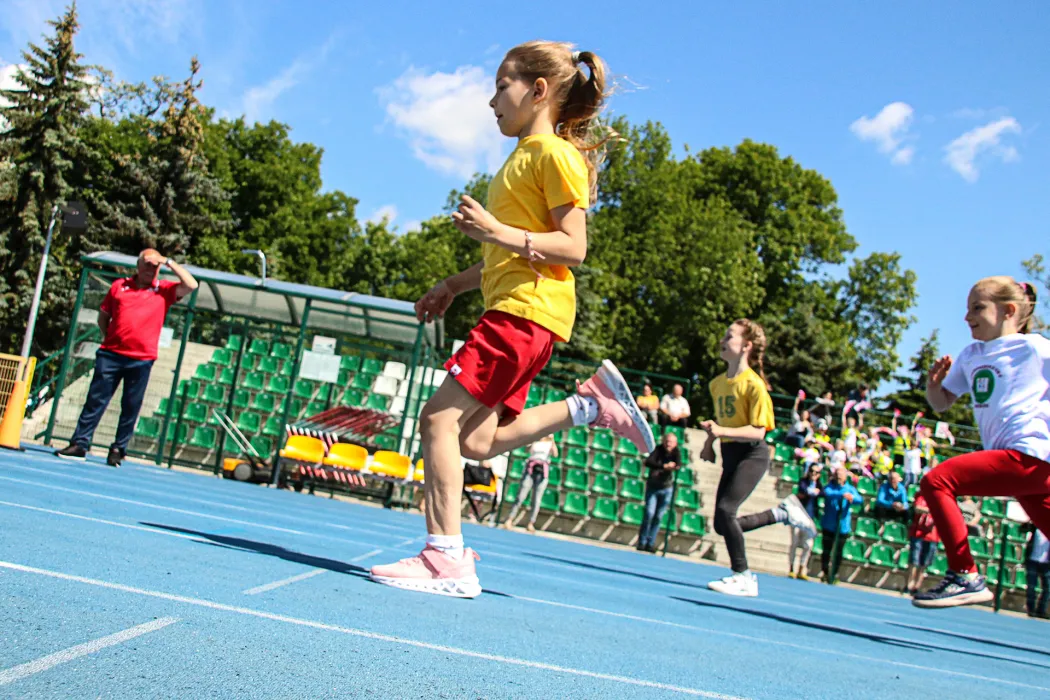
[
  {"x1": 1019, "y1": 281, "x2": 1029, "y2": 295},
  {"x1": 571, "y1": 50, "x2": 581, "y2": 65}
]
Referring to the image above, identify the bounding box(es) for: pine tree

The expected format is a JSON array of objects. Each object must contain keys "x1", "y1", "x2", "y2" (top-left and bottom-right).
[{"x1": 0, "y1": 3, "x2": 92, "y2": 354}]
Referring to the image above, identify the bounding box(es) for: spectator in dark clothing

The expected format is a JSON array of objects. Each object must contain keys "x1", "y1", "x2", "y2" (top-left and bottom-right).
[
  {"x1": 1025, "y1": 526, "x2": 1050, "y2": 618},
  {"x1": 810, "y1": 391, "x2": 836, "y2": 428},
  {"x1": 820, "y1": 467, "x2": 862, "y2": 582},
  {"x1": 905, "y1": 494, "x2": 939, "y2": 595},
  {"x1": 875, "y1": 471, "x2": 910, "y2": 521},
  {"x1": 790, "y1": 463, "x2": 823, "y2": 579},
  {"x1": 637, "y1": 432, "x2": 681, "y2": 552}
]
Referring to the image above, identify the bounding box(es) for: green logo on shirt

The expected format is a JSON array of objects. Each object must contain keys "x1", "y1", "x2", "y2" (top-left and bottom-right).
[{"x1": 972, "y1": 368, "x2": 995, "y2": 404}]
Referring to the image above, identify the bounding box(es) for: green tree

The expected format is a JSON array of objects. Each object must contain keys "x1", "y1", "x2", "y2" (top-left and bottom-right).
[
  {"x1": 0, "y1": 3, "x2": 92, "y2": 354},
  {"x1": 1022, "y1": 253, "x2": 1048, "y2": 331},
  {"x1": 882, "y1": 330, "x2": 974, "y2": 425}
]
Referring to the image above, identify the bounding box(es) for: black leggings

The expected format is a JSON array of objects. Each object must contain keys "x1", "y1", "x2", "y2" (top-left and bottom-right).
[{"x1": 714, "y1": 441, "x2": 773, "y2": 573}]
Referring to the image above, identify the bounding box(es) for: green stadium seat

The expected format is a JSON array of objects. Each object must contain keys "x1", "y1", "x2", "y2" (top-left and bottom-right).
[
  {"x1": 504, "y1": 482, "x2": 521, "y2": 505},
  {"x1": 1014, "y1": 567, "x2": 1027, "y2": 590},
  {"x1": 225, "y1": 335, "x2": 243, "y2": 352},
  {"x1": 565, "y1": 426, "x2": 589, "y2": 448},
  {"x1": 177, "y1": 379, "x2": 201, "y2": 400},
  {"x1": 907, "y1": 484, "x2": 919, "y2": 502},
  {"x1": 165, "y1": 422, "x2": 189, "y2": 444},
  {"x1": 591, "y1": 473, "x2": 617, "y2": 497},
  {"x1": 256, "y1": 356, "x2": 280, "y2": 374},
  {"x1": 374, "y1": 433, "x2": 397, "y2": 451},
  {"x1": 773, "y1": 442, "x2": 795, "y2": 464},
  {"x1": 868, "y1": 543, "x2": 896, "y2": 568},
  {"x1": 591, "y1": 497, "x2": 619, "y2": 522},
  {"x1": 236, "y1": 412, "x2": 261, "y2": 435},
  {"x1": 339, "y1": 389, "x2": 365, "y2": 408},
  {"x1": 315, "y1": 384, "x2": 332, "y2": 402},
  {"x1": 540, "y1": 488, "x2": 560, "y2": 511},
  {"x1": 984, "y1": 562, "x2": 1002, "y2": 586},
  {"x1": 366, "y1": 394, "x2": 389, "y2": 412},
  {"x1": 591, "y1": 430, "x2": 614, "y2": 452},
  {"x1": 340, "y1": 355, "x2": 361, "y2": 371},
  {"x1": 980, "y1": 498, "x2": 1006, "y2": 519},
  {"x1": 293, "y1": 379, "x2": 315, "y2": 400},
  {"x1": 222, "y1": 434, "x2": 239, "y2": 454},
  {"x1": 562, "y1": 492, "x2": 588, "y2": 517},
  {"x1": 250, "y1": 392, "x2": 276, "y2": 414},
  {"x1": 664, "y1": 426, "x2": 685, "y2": 443},
  {"x1": 992, "y1": 541, "x2": 1022, "y2": 565},
  {"x1": 854, "y1": 517, "x2": 879, "y2": 540},
  {"x1": 262, "y1": 416, "x2": 283, "y2": 439},
  {"x1": 361, "y1": 357, "x2": 383, "y2": 375},
  {"x1": 547, "y1": 466, "x2": 562, "y2": 487},
  {"x1": 201, "y1": 384, "x2": 226, "y2": 406},
  {"x1": 842, "y1": 539, "x2": 868, "y2": 564},
  {"x1": 211, "y1": 348, "x2": 233, "y2": 366},
  {"x1": 188, "y1": 426, "x2": 218, "y2": 450},
  {"x1": 591, "y1": 452, "x2": 615, "y2": 473},
  {"x1": 857, "y1": 477, "x2": 877, "y2": 498},
  {"x1": 217, "y1": 368, "x2": 235, "y2": 385},
  {"x1": 511, "y1": 445, "x2": 529, "y2": 458},
  {"x1": 249, "y1": 435, "x2": 274, "y2": 457},
  {"x1": 337, "y1": 369, "x2": 352, "y2": 386},
  {"x1": 621, "y1": 502, "x2": 645, "y2": 526},
  {"x1": 194, "y1": 363, "x2": 217, "y2": 382},
  {"x1": 765, "y1": 428, "x2": 785, "y2": 444},
  {"x1": 619, "y1": 478, "x2": 644, "y2": 501},
  {"x1": 679, "y1": 446, "x2": 690, "y2": 463},
  {"x1": 658, "y1": 508, "x2": 677, "y2": 533},
  {"x1": 352, "y1": 373, "x2": 375, "y2": 391},
  {"x1": 184, "y1": 402, "x2": 208, "y2": 424},
  {"x1": 278, "y1": 397, "x2": 305, "y2": 417},
  {"x1": 247, "y1": 339, "x2": 269, "y2": 356},
  {"x1": 265, "y1": 375, "x2": 289, "y2": 395},
  {"x1": 1004, "y1": 521, "x2": 1026, "y2": 544},
  {"x1": 812, "y1": 536, "x2": 824, "y2": 556},
  {"x1": 780, "y1": 463, "x2": 801, "y2": 484},
  {"x1": 241, "y1": 371, "x2": 264, "y2": 392},
  {"x1": 675, "y1": 468, "x2": 695, "y2": 487},
  {"x1": 154, "y1": 398, "x2": 172, "y2": 418},
  {"x1": 526, "y1": 384, "x2": 544, "y2": 406},
  {"x1": 616, "y1": 456, "x2": 642, "y2": 478},
  {"x1": 674, "y1": 488, "x2": 700, "y2": 510},
  {"x1": 563, "y1": 447, "x2": 588, "y2": 469},
  {"x1": 305, "y1": 400, "x2": 326, "y2": 417},
  {"x1": 563, "y1": 468, "x2": 588, "y2": 492},
  {"x1": 615, "y1": 437, "x2": 640, "y2": 457},
  {"x1": 280, "y1": 361, "x2": 295, "y2": 378},
  {"x1": 969, "y1": 536, "x2": 992, "y2": 560},
  {"x1": 508, "y1": 459, "x2": 526, "y2": 480},
  {"x1": 232, "y1": 389, "x2": 250, "y2": 411},
  {"x1": 680, "y1": 512, "x2": 706, "y2": 537},
  {"x1": 927, "y1": 553, "x2": 947, "y2": 576},
  {"x1": 271, "y1": 342, "x2": 292, "y2": 361},
  {"x1": 881, "y1": 521, "x2": 909, "y2": 545},
  {"x1": 545, "y1": 387, "x2": 567, "y2": 403},
  {"x1": 135, "y1": 417, "x2": 161, "y2": 440}
]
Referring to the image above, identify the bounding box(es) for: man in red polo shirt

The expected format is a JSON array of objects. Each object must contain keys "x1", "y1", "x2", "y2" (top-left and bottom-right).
[{"x1": 57, "y1": 249, "x2": 198, "y2": 466}]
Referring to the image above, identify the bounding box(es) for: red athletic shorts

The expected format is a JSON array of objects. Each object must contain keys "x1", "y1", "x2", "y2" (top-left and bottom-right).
[{"x1": 445, "y1": 311, "x2": 554, "y2": 416}]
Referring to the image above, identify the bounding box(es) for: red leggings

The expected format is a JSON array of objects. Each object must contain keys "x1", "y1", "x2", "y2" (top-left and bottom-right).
[{"x1": 921, "y1": 449, "x2": 1050, "y2": 574}]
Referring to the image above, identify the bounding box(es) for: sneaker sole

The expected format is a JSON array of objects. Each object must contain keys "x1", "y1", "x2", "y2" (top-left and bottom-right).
[
  {"x1": 56, "y1": 453, "x2": 86, "y2": 461},
  {"x1": 707, "y1": 581, "x2": 758, "y2": 597},
  {"x1": 370, "y1": 574, "x2": 482, "y2": 599},
  {"x1": 912, "y1": 587, "x2": 993, "y2": 609},
  {"x1": 782, "y1": 494, "x2": 817, "y2": 538},
  {"x1": 597, "y1": 360, "x2": 657, "y2": 453}
]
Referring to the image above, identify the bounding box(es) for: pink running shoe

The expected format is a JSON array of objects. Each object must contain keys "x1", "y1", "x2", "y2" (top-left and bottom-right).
[
  {"x1": 578, "y1": 360, "x2": 657, "y2": 454},
  {"x1": 369, "y1": 546, "x2": 482, "y2": 598}
]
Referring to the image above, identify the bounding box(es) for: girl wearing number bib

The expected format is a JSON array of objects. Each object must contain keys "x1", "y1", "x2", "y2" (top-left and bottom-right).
[
  {"x1": 700, "y1": 320, "x2": 817, "y2": 597},
  {"x1": 914, "y1": 276, "x2": 1050, "y2": 609}
]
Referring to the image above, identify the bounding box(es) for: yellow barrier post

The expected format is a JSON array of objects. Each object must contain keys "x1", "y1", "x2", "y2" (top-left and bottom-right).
[{"x1": 0, "y1": 355, "x2": 35, "y2": 451}]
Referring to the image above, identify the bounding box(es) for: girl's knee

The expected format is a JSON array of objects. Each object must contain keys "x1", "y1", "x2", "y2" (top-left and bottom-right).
[{"x1": 460, "y1": 439, "x2": 491, "y2": 462}]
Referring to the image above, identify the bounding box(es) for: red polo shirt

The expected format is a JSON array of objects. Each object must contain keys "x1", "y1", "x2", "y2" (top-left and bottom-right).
[{"x1": 99, "y1": 278, "x2": 182, "y2": 361}]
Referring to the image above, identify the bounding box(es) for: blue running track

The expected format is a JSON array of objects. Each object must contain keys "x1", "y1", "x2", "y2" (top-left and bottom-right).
[{"x1": 1, "y1": 446, "x2": 1047, "y2": 698}]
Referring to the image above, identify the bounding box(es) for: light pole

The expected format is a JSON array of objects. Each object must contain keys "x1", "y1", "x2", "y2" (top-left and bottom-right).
[
  {"x1": 20, "y1": 204, "x2": 61, "y2": 358},
  {"x1": 241, "y1": 249, "x2": 267, "y2": 286}
]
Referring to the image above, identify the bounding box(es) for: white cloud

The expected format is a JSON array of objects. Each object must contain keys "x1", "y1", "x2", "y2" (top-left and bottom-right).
[
  {"x1": 402, "y1": 219, "x2": 422, "y2": 233},
  {"x1": 850, "y1": 101, "x2": 915, "y2": 165},
  {"x1": 944, "y1": 117, "x2": 1021, "y2": 183},
  {"x1": 367, "y1": 204, "x2": 398, "y2": 226},
  {"x1": 378, "y1": 65, "x2": 505, "y2": 179},
  {"x1": 240, "y1": 34, "x2": 338, "y2": 124}
]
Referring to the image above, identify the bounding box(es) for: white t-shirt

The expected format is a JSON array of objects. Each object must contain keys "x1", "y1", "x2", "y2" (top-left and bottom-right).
[
  {"x1": 903, "y1": 448, "x2": 923, "y2": 475},
  {"x1": 942, "y1": 333, "x2": 1050, "y2": 461},
  {"x1": 528, "y1": 440, "x2": 555, "y2": 463},
  {"x1": 661, "y1": 395, "x2": 691, "y2": 418},
  {"x1": 829, "y1": 449, "x2": 847, "y2": 469}
]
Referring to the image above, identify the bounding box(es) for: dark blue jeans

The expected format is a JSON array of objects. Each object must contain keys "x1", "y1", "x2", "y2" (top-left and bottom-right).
[
  {"x1": 639, "y1": 486, "x2": 674, "y2": 548},
  {"x1": 1027, "y1": 562, "x2": 1050, "y2": 616},
  {"x1": 71, "y1": 350, "x2": 154, "y2": 451}
]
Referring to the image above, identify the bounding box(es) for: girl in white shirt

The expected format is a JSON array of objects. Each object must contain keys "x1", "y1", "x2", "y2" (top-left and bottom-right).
[{"x1": 915, "y1": 276, "x2": 1049, "y2": 609}]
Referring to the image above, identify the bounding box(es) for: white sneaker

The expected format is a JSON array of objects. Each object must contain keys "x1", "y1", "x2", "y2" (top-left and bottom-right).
[
  {"x1": 707, "y1": 571, "x2": 758, "y2": 597},
  {"x1": 779, "y1": 494, "x2": 817, "y2": 539}
]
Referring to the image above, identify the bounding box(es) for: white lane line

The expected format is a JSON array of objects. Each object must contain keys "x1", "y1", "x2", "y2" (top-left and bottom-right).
[
  {"x1": 502, "y1": 594, "x2": 1050, "y2": 691},
  {"x1": 0, "y1": 501, "x2": 205, "y2": 542},
  {"x1": 0, "y1": 561, "x2": 741, "y2": 699},
  {"x1": 243, "y1": 569, "x2": 327, "y2": 595},
  {"x1": 0, "y1": 617, "x2": 178, "y2": 686}
]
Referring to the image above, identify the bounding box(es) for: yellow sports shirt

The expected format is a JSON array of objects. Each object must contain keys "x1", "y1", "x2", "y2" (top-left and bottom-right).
[
  {"x1": 708, "y1": 368, "x2": 775, "y2": 440},
  {"x1": 482, "y1": 133, "x2": 589, "y2": 342}
]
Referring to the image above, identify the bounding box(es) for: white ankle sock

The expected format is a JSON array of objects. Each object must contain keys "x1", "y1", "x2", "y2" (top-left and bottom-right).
[
  {"x1": 566, "y1": 394, "x2": 599, "y2": 426},
  {"x1": 426, "y1": 533, "x2": 464, "y2": 559}
]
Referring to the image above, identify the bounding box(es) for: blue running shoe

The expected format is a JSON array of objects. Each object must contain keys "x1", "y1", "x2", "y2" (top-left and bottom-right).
[{"x1": 912, "y1": 571, "x2": 993, "y2": 608}]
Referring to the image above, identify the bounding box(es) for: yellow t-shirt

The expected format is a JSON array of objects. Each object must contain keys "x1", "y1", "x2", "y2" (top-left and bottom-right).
[
  {"x1": 637, "y1": 394, "x2": 659, "y2": 411},
  {"x1": 708, "y1": 368, "x2": 775, "y2": 440},
  {"x1": 482, "y1": 133, "x2": 589, "y2": 342}
]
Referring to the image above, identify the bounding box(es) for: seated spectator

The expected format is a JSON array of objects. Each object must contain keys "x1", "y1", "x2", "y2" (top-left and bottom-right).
[
  {"x1": 659, "y1": 384, "x2": 690, "y2": 428},
  {"x1": 797, "y1": 444, "x2": 822, "y2": 471},
  {"x1": 915, "y1": 424, "x2": 939, "y2": 472},
  {"x1": 828, "y1": 440, "x2": 847, "y2": 471},
  {"x1": 784, "y1": 392, "x2": 813, "y2": 448},
  {"x1": 811, "y1": 419, "x2": 832, "y2": 449},
  {"x1": 890, "y1": 411, "x2": 913, "y2": 471},
  {"x1": 790, "y1": 464, "x2": 823, "y2": 580},
  {"x1": 502, "y1": 436, "x2": 558, "y2": 533},
  {"x1": 637, "y1": 432, "x2": 681, "y2": 552},
  {"x1": 1025, "y1": 526, "x2": 1050, "y2": 619},
  {"x1": 819, "y1": 466, "x2": 862, "y2": 582},
  {"x1": 636, "y1": 384, "x2": 660, "y2": 425},
  {"x1": 875, "y1": 471, "x2": 909, "y2": 521},
  {"x1": 905, "y1": 494, "x2": 939, "y2": 595},
  {"x1": 842, "y1": 416, "x2": 860, "y2": 457},
  {"x1": 870, "y1": 446, "x2": 894, "y2": 479},
  {"x1": 902, "y1": 444, "x2": 923, "y2": 490},
  {"x1": 958, "y1": 496, "x2": 983, "y2": 538}
]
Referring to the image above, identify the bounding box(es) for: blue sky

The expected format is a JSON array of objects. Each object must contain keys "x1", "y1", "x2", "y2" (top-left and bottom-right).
[{"x1": 2, "y1": 1, "x2": 1047, "y2": 385}]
